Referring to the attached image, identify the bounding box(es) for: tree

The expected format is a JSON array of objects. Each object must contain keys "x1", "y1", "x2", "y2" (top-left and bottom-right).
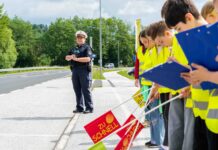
[
  {"x1": 0, "y1": 5, "x2": 17, "y2": 69},
  {"x1": 32, "y1": 24, "x2": 50, "y2": 66},
  {"x1": 2, "y1": 9, "x2": 135, "y2": 68},
  {"x1": 9, "y1": 17, "x2": 39, "y2": 67},
  {"x1": 42, "y1": 18, "x2": 76, "y2": 65},
  {"x1": 71, "y1": 17, "x2": 135, "y2": 67}
]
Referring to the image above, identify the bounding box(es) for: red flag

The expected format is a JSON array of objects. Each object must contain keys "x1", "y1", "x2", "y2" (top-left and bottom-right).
[
  {"x1": 84, "y1": 110, "x2": 121, "y2": 144},
  {"x1": 116, "y1": 114, "x2": 136, "y2": 138},
  {"x1": 115, "y1": 117, "x2": 144, "y2": 150}
]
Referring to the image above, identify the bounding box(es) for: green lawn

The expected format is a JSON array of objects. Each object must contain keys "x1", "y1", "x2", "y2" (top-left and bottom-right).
[
  {"x1": 92, "y1": 68, "x2": 105, "y2": 80},
  {"x1": 117, "y1": 70, "x2": 134, "y2": 80},
  {"x1": 92, "y1": 67, "x2": 121, "y2": 80}
]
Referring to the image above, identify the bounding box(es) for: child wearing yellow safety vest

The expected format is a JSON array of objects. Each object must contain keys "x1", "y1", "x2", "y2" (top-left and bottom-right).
[
  {"x1": 162, "y1": 0, "x2": 218, "y2": 149},
  {"x1": 145, "y1": 23, "x2": 172, "y2": 150},
  {"x1": 147, "y1": 21, "x2": 194, "y2": 150},
  {"x1": 135, "y1": 29, "x2": 164, "y2": 148}
]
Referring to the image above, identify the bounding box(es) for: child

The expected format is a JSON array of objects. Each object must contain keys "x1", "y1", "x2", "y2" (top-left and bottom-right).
[
  {"x1": 135, "y1": 29, "x2": 164, "y2": 148},
  {"x1": 190, "y1": 0, "x2": 218, "y2": 85},
  {"x1": 214, "y1": 0, "x2": 218, "y2": 13},
  {"x1": 161, "y1": 0, "x2": 218, "y2": 150},
  {"x1": 201, "y1": 1, "x2": 218, "y2": 24},
  {"x1": 146, "y1": 23, "x2": 172, "y2": 150},
  {"x1": 148, "y1": 20, "x2": 194, "y2": 150}
]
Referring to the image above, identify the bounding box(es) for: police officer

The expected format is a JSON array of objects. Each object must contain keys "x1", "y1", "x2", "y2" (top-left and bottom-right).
[{"x1": 65, "y1": 30, "x2": 93, "y2": 114}]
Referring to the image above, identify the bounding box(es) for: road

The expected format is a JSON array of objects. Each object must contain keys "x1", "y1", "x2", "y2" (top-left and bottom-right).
[
  {"x1": 0, "y1": 70, "x2": 71, "y2": 94},
  {"x1": 0, "y1": 71, "x2": 155, "y2": 150},
  {"x1": 0, "y1": 75, "x2": 75, "y2": 150}
]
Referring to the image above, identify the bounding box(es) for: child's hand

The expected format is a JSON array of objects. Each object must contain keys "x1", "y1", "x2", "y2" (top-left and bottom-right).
[
  {"x1": 181, "y1": 72, "x2": 200, "y2": 86},
  {"x1": 168, "y1": 56, "x2": 177, "y2": 62},
  {"x1": 135, "y1": 79, "x2": 140, "y2": 87},
  {"x1": 180, "y1": 87, "x2": 191, "y2": 98},
  {"x1": 148, "y1": 84, "x2": 160, "y2": 102},
  {"x1": 190, "y1": 63, "x2": 209, "y2": 82},
  {"x1": 181, "y1": 72, "x2": 192, "y2": 84},
  {"x1": 149, "y1": 92, "x2": 159, "y2": 102}
]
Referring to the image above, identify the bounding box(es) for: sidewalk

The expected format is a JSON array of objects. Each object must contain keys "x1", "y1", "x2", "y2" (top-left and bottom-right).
[
  {"x1": 0, "y1": 71, "x2": 158, "y2": 150},
  {"x1": 65, "y1": 72, "x2": 157, "y2": 150}
]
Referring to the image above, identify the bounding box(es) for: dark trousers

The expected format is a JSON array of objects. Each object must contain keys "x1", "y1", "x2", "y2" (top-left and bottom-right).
[
  {"x1": 160, "y1": 93, "x2": 170, "y2": 146},
  {"x1": 194, "y1": 117, "x2": 218, "y2": 150},
  {"x1": 72, "y1": 66, "x2": 93, "y2": 111}
]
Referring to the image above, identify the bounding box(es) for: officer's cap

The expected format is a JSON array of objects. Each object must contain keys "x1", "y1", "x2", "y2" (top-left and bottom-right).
[{"x1": 75, "y1": 30, "x2": 88, "y2": 39}]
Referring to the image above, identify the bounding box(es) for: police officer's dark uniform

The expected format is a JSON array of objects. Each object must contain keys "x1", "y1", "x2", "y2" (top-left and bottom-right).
[{"x1": 68, "y1": 42, "x2": 93, "y2": 114}]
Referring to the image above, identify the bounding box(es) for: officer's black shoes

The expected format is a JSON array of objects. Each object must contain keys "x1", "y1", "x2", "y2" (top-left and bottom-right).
[
  {"x1": 83, "y1": 109, "x2": 93, "y2": 114},
  {"x1": 73, "y1": 109, "x2": 84, "y2": 113},
  {"x1": 73, "y1": 109, "x2": 93, "y2": 114}
]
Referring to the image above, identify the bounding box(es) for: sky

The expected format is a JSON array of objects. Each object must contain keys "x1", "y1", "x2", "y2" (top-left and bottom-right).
[{"x1": 0, "y1": 0, "x2": 207, "y2": 26}]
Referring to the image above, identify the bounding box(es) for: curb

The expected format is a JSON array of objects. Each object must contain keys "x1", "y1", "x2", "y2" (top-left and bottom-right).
[
  {"x1": 53, "y1": 114, "x2": 80, "y2": 150},
  {"x1": 91, "y1": 79, "x2": 103, "y2": 90}
]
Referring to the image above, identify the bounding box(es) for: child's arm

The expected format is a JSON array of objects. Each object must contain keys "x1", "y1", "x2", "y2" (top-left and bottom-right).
[{"x1": 208, "y1": 71, "x2": 218, "y2": 84}]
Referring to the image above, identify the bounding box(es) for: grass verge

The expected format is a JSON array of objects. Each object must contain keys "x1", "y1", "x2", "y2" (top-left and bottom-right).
[
  {"x1": 117, "y1": 70, "x2": 134, "y2": 80},
  {"x1": 92, "y1": 67, "x2": 122, "y2": 80}
]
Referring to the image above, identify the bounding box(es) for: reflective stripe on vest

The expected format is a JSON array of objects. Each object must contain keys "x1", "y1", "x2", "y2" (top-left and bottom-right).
[
  {"x1": 212, "y1": 89, "x2": 218, "y2": 96},
  {"x1": 205, "y1": 89, "x2": 218, "y2": 133},
  {"x1": 191, "y1": 85, "x2": 210, "y2": 120},
  {"x1": 193, "y1": 100, "x2": 208, "y2": 110},
  {"x1": 207, "y1": 109, "x2": 218, "y2": 119}
]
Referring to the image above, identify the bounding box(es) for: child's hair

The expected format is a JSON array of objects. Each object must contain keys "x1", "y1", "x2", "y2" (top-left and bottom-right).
[
  {"x1": 201, "y1": 1, "x2": 215, "y2": 19},
  {"x1": 146, "y1": 21, "x2": 169, "y2": 40},
  {"x1": 138, "y1": 29, "x2": 146, "y2": 46},
  {"x1": 138, "y1": 27, "x2": 150, "y2": 46},
  {"x1": 161, "y1": 0, "x2": 200, "y2": 28}
]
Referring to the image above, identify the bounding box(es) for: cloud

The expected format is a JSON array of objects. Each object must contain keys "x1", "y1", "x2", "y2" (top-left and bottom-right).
[
  {"x1": 116, "y1": 0, "x2": 165, "y2": 26},
  {"x1": 118, "y1": 0, "x2": 157, "y2": 16},
  {"x1": 1, "y1": 0, "x2": 111, "y2": 24},
  {"x1": 31, "y1": 0, "x2": 98, "y2": 17},
  {"x1": 0, "y1": 0, "x2": 207, "y2": 25}
]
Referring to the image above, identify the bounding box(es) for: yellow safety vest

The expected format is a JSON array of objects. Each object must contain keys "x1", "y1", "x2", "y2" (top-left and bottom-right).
[
  {"x1": 137, "y1": 46, "x2": 152, "y2": 86},
  {"x1": 205, "y1": 89, "x2": 218, "y2": 133},
  {"x1": 155, "y1": 47, "x2": 172, "y2": 94},
  {"x1": 192, "y1": 85, "x2": 210, "y2": 119},
  {"x1": 171, "y1": 36, "x2": 190, "y2": 96},
  {"x1": 171, "y1": 35, "x2": 194, "y2": 109},
  {"x1": 186, "y1": 97, "x2": 193, "y2": 108}
]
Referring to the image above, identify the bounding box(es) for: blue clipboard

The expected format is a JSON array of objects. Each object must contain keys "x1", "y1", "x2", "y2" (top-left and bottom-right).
[
  {"x1": 140, "y1": 61, "x2": 190, "y2": 90},
  {"x1": 176, "y1": 23, "x2": 218, "y2": 90}
]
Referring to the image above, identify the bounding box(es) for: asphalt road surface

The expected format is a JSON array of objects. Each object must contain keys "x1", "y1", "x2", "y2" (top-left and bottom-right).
[{"x1": 0, "y1": 70, "x2": 71, "y2": 94}]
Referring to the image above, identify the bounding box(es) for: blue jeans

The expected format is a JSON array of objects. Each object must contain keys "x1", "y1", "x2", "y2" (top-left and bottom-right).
[{"x1": 145, "y1": 99, "x2": 165, "y2": 145}]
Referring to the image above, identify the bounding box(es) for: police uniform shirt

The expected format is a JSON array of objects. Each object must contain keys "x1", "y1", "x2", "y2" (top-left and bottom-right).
[{"x1": 68, "y1": 43, "x2": 92, "y2": 68}]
